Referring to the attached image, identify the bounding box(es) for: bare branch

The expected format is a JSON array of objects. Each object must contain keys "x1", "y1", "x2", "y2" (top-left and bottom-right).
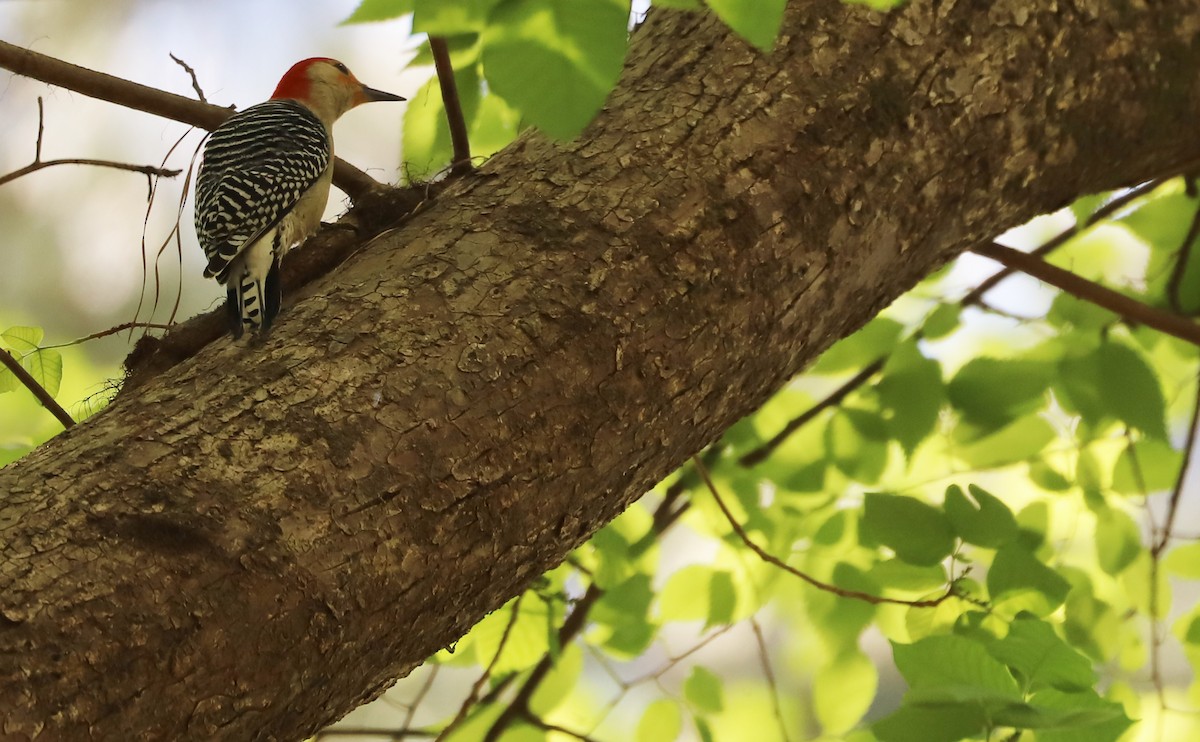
[
  {"x1": 429, "y1": 37, "x2": 473, "y2": 176},
  {"x1": 168, "y1": 53, "x2": 208, "y2": 103},
  {"x1": 693, "y1": 456, "x2": 959, "y2": 608},
  {"x1": 0, "y1": 158, "x2": 181, "y2": 188},
  {"x1": 738, "y1": 359, "x2": 883, "y2": 467},
  {"x1": 0, "y1": 39, "x2": 384, "y2": 199},
  {"x1": 972, "y1": 241, "x2": 1200, "y2": 346},
  {"x1": 750, "y1": 617, "x2": 792, "y2": 742},
  {"x1": 0, "y1": 348, "x2": 75, "y2": 429}
]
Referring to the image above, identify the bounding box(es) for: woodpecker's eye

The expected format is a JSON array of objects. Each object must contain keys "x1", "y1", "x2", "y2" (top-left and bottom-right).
[{"x1": 332, "y1": 61, "x2": 350, "y2": 75}]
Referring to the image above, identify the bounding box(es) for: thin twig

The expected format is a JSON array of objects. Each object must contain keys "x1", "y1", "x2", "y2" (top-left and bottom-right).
[
  {"x1": 168, "y1": 53, "x2": 208, "y2": 103},
  {"x1": 435, "y1": 596, "x2": 524, "y2": 742},
  {"x1": 972, "y1": 241, "x2": 1200, "y2": 346},
  {"x1": 0, "y1": 348, "x2": 75, "y2": 429},
  {"x1": 739, "y1": 359, "x2": 883, "y2": 467},
  {"x1": 42, "y1": 322, "x2": 174, "y2": 350},
  {"x1": 961, "y1": 180, "x2": 1166, "y2": 307},
  {"x1": 742, "y1": 181, "x2": 1173, "y2": 466},
  {"x1": 399, "y1": 666, "x2": 439, "y2": 735},
  {"x1": 428, "y1": 37, "x2": 473, "y2": 176},
  {"x1": 750, "y1": 618, "x2": 792, "y2": 742},
  {"x1": 0, "y1": 39, "x2": 381, "y2": 198},
  {"x1": 521, "y1": 716, "x2": 601, "y2": 742},
  {"x1": 1153, "y1": 377, "x2": 1200, "y2": 557},
  {"x1": 693, "y1": 455, "x2": 957, "y2": 607}
]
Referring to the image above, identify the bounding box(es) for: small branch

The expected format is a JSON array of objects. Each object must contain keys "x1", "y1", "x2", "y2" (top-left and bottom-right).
[
  {"x1": 693, "y1": 456, "x2": 957, "y2": 607},
  {"x1": 435, "y1": 597, "x2": 524, "y2": 742},
  {"x1": 0, "y1": 348, "x2": 75, "y2": 429},
  {"x1": 1152, "y1": 376, "x2": 1200, "y2": 556},
  {"x1": 960, "y1": 179, "x2": 1166, "y2": 307},
  {"x1": 43, "y1": 322, "x2": 174, "y2": 350},
  {"x1": 428, "y1": 37, "x2": 473, "y2": 176},
  {"x1": 972, "y1": 241, "x2": 1200, "y2": 346},
  {"x1": 0, "y1": 40, "x2": 381, "y2": 199},
  {"x1": 521, "y1": 715, "x2": 601, "y2": 742},
  {"x1": 0, "y1": 158, "x2": 181, "y2": 188},
  {"x1": 750, "y1": 618, "x2": 792, "y2": 742},
  {"x1": 168, "y1": 53, "x2": 208, "y2": 103},
  {"x1": 738, "y1": 359, "x2": 883, "y2": 466},
  {"x1": 740, "y1": 179, "x2": 1174, "y2": 467}
]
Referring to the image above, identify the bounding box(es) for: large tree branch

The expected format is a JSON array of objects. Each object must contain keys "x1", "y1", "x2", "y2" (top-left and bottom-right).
[
  {"x1": 0, "y1": 40, "x2": 383, "y2": 199},
  {"x1": 4, "y1": 1, "x2": 1200, "y2": 739}
]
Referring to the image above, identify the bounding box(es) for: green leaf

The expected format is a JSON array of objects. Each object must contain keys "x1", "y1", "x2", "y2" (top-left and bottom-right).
[
  {"x1": 893, "y1": 634, "x2": 1021, "y2": 697},
  {"x1": 1111, "y1": 438, "x2": 1182, "y2": 494},
  {"x1": 876, "y1": 341, "x2": 944, "y2": 456},
  {"x1": 947, "y1": 357, "x2": 1052, "y2": 428},
  {"x1": 481, "y1": 0, "x2": 627, "y2": 139},
  {"x1": 1058, "y1": 342, "x2": 1167, "y2": 438},
  {"x1": 1165, "y1": 542, "x2": 1200, "y2": 579},
  {"x1": 659, "y1": 565, "x2": 734, "y2": 624},
  {"x1": 873, "y1": 703, "x2": 985, "y2": 742},
  {"x1": 655, "y1": 0, "x2": 703, "y2": 7},
  {"x1": 922, "y1": 303, "x2": 961, "y2": 339},
  {"x1": 706, "y1": 570, "x2": 736, "y2": 628},
  {"x1": 826, "y1": 410, "x2": 888, "y2": 483},
  {"x1": 683, "y1": 666, "x2": 723, "y2": 713},
  {"x1": 813, "y1": 650, "x2": 877, "y2": 733},
  {"x1": 861, "y1": 493, "x2": 955, "y2": 566},
  {"x1": 986, "y1": 616, "x2": 1096, "y2": 692},
  {"x1": 1094, "y1": 507, "x2": 1142, "y2": 576},
  {"x1": 944, "y1": 484, "x2": 1017, "y2": 549},
  {"x1": 987, "y1": 544, "x2": 1071, "y2": 615},
  {"x1": 413, "y1": 0, "x2": 499, "y2": 34},
  {"x1": 1, "y1": 326, "x2": 44, "y2": 353},
  {"x1": 529, "y1": 642, "x2": 583, "y2": 713},
  {"x1": 1098, "y1": 342, "x2": 1168, "y2": 438},
  {"x1": 1026, "y1": 688, "x2": 1133, "y2": 742},
  {"x1": 811, "y1": 317, "x2": 903, "y2": 374},
  {"x1": 22, "y1": 349, "x2": 62, "y2": 399},
  {"x1": 704, "y1": 0, "x2": 787, "y2": 51},
  {"x1": 341, "y1": 0, "x2": 413, "y2": 24},
  {"x1": 954, "y1": 415, "x2": 1056, "y2": 470},
  {"x1": 637, "y1": 699, "x2": 682, "y2": 742}
]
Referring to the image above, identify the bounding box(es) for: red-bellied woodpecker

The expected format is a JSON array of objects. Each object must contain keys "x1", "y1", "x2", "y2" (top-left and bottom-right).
[{"x1": 194, "y1": 58, "x2": 404, "y2": 339}]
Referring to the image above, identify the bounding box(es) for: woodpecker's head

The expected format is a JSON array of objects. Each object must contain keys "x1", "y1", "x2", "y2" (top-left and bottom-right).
[{"x1": 271, "y1": 58, "x2": 404, "y2": 126}]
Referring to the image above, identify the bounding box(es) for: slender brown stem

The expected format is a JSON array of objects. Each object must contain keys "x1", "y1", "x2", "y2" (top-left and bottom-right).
[
  {"x1": 1153, "y1": 377, "x2": 1200, "y2": 556},
  {"x1": 428, "y1": 37, "x2": 473, "y2": 175},
  {"x1": 0, "y1": 40, "x2": 381, "y2": 198},
  {"x1": 0, "y1": 159, "x2": 181, "y2": 188},
  {"x1": 168, "y1": 53, "x2": 208, "y2": 103},
  {"x1": 750, "y1": 618, "x2": 792, "y2": 742},
  {"x1": 435, "y1": 597, "x2": 524, "y2": 742},
  {"x1": 972, "y1": 241, "x2": 1200, "y2": 346},
  {"x1": 0, "y1": 349, "x2": 75, "y2": 429},
  {"x1": 693, "y1": 456, "x2": 956, "y2": 607},
  {"x1": 739, "y1": 359, "x2": 883, "y2": 467}
]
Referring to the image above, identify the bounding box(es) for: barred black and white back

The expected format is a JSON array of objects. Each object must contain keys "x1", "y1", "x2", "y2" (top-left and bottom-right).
[{"x1": 195, "y1": 99, "x2": 330, "y2": 338}]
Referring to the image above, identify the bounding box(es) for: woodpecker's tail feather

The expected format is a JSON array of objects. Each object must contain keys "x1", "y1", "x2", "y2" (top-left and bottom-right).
[{"x1": 226, "y1": 260, "x2": 282, "y2": 339}]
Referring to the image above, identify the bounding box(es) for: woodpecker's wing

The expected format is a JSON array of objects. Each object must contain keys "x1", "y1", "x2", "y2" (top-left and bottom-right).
[{"x1": 195, "y1": 99, "x2": 331, "y2": 282}]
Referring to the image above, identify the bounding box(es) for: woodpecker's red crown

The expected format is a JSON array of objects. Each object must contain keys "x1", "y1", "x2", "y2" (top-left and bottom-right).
[{"x1": 270, "y1": 58, "x2": 404, "y2": 123}]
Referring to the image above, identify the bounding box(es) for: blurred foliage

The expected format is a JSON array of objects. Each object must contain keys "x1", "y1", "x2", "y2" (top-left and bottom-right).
[
  {"x1": 366, "y1": 177, "x2": 1199, "y2": 742},
  {"x1": 4, "y1": 1, "x2": 1200, "y2": 740}
]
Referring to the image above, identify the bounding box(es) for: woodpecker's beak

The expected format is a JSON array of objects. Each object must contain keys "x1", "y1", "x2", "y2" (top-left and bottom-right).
[{"x1": 358, "y1": 85, "x2": 406, "y2": 104}]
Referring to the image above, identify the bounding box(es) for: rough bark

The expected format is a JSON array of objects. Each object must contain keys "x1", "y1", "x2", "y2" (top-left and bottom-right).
[{"x1": 3, "y1": 1, "x2": 1200, "y2": 739}]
